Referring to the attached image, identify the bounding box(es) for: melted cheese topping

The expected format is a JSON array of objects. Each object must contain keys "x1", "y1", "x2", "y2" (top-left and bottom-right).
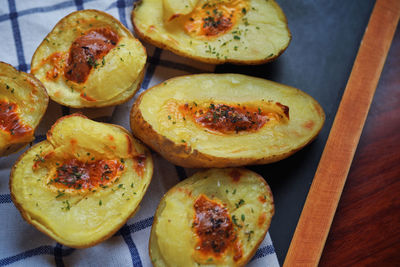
[
  {"x1": 0, "y1": 101, "x2": 33, "y2": 139},
  {"x1": 47, "y1": 158, "x2": 124, "y2": 192},
  {"x1": 193, "y1": 194, "x2": 242, "y2": 263},
  {"x1": 65, "y1": 27, "x2": 119, "y2": 84},
  {"x1": 182, "y1": 102, "x2": 269, "y2": 134},
  {"x1": 162, "y1": 99, "x2": 289, "y2": 135},
  {"x1": 184, "y1": 0, "x2": 249, "y2": 38}
]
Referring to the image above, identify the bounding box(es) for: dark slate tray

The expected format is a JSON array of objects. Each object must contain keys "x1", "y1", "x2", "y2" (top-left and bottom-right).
[{"x1": 215, "y1": 0, "x2": 376, "y2": 264}]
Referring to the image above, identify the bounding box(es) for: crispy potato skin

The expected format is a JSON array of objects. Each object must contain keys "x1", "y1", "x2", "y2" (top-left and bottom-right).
[
  {"x1": 0, "y1": 61, "x2": 48, "y2": 157},
  {"x1": 9, "y1": 115, "x2": 154, "y2": 248},
  {"x1": 31, "y1": 9, "x2": 146, "y2": 108},
  {"x1": 130, "y1": 74, "x2": 325, "y2": 168},
  {"x1": 149, "y1": 168, "x2": 274, "y2": 267},
  {"x1": 132, "y1": 0, "x2": 291, "y2": 65}
]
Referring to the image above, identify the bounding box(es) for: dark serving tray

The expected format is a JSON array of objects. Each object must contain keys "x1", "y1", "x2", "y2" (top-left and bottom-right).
[{"x1": 216, "y1": 0, "x2": 376, "y2": 264}]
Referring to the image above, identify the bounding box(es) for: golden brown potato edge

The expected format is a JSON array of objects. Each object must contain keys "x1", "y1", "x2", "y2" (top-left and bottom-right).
[{"x1": 0, "y1": 61, "x2": 49, "y2": 157}]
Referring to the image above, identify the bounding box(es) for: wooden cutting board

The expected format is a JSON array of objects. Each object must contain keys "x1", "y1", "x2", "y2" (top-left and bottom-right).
[{"x1": 284, "y1": 0, "x2": 400, "y2": 265}]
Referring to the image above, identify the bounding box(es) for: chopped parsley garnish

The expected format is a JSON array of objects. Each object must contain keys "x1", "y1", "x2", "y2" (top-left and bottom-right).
[
  {"x1": 235, "y1": 199, "x2": 245, "y2": 208},
  {"x1": 232, "y1": 215, "x2": 242, "y2": 228},
  {"x1": 34, "y1": 154, "x2": 45, "y2": 163},
  {"x1": 55, "y1": 191, "x2": 65, "y2": 198},
  {"x1": 62, "y1": 200, "x2": 70, "y2": 211},
  {"x1": 87, "y1": 56, "x2": 99, "y2": 68},
  {"x1": 245, "y1": 230, "x2": 254, "y2": 241}
]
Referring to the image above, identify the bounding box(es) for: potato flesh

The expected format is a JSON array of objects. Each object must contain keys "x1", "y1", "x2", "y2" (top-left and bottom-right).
[
  {"x1": 31, "y1": 10, "x2": 146, "y2": 107},
  {"x1": 134, "y1": 0, "x2": 290, "y2": 62},
  {"x1": 48, "y1": 115, "x2": 135, "y2": 160},
  {"x1": 163, "y1": 0, "x2": 198, "y2": 21},
  {"x1": 80, "y1": 38, "x2": 144, "y2": 101},
  {"x1": 139, "y1": 74, "x2": 324, "y2": 159},
  {"x1": 11, "y1": 116, "x2": 153, "y2": 247},
  {"x1": 152, "y1": 168, "x2": 273, "y2": 266},
  {"x1": 156, "y1": 191, "x2": 195, "y2": 266}
]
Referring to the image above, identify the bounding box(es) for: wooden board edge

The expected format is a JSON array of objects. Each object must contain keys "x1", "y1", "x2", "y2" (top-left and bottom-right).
[{"x1": 283, "y1": 0, "x2": 400, "y2": 266}]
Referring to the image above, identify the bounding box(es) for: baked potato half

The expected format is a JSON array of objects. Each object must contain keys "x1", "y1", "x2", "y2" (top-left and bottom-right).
[
  {"x1": 132, "y1": 0, "x2": 291, "y2": 64},
  {"x1": 149, "y1": 168, "x2": 274, "y2": 267},
  {"x1": 31, "y1": 9, "x2": 146, "y2": 108},
  {"x1": 0, "y1": 62, "x2": 48, "y2": 156},
  {"x1": 10, "y1": 114, "x2": 153, "y2": 248},
  {"x1": 130, "y1": 74, "x2": 325, "y2": 168}
]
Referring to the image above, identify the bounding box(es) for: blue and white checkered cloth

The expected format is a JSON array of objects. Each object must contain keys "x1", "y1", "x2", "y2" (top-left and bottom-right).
[{"x1": 0, "y1": 1, "x2": 280, "y2": 266}]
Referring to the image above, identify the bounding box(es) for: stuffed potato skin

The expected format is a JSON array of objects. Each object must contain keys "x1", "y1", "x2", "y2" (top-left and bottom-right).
[
  {"x1": 10, "y1": 114, "x2": 153, "y2": 248},
  {"x1": 132, "y1": 0, "x2": 291, "y2": 64},
  {"x1": 149, "y1": 168, "x2": 274, "y2": 267},
  {"x1": 130, "y1": 74, "x2": 325, "y2": 168},
  {"x1": 0, "y1": 62, "x2": 48, "y2": 157},
  {"x1": 31, "y1": 9, "x2": 146, "y2": 108}
]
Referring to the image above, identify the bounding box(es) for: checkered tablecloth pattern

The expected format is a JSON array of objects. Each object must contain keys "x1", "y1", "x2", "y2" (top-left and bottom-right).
[{"x1": 0, "y1": 1, "x2": 280, "y2": 266}]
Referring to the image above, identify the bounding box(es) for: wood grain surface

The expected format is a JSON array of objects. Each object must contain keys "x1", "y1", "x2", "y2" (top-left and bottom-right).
[
  {"x1": 319, "y1": 23, "x2": 400, "y2": 267},
  {"x1": 284, "y1": 0, "x2": 400, "y2": 265}
]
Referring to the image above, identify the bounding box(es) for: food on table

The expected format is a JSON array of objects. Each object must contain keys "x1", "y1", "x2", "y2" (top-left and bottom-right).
[
  {"x1": 0, "y1": 61, "x2": 48, "y2": 156},
  {"x1": 149, "y1": 168, "x2": 274, "y2": 267},
  {"x1": 31, "y1": 9, "x2": 146, "y2": 108},
  {"x1": 10, "y1": 114, "x2": 153, "y2": 248},
  {"x1": 132, "y1": 0, "x2": 291, "y2": 64},
  {"x1": 130, "y1": 73, "x2": 325, "y2": 168}
]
